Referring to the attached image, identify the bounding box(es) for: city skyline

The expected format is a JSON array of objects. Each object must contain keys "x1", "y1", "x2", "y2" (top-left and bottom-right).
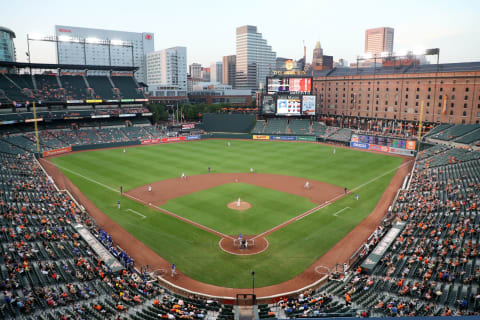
[{"x1": 2, "y1": 0, "x2": 480, "y2": 67}]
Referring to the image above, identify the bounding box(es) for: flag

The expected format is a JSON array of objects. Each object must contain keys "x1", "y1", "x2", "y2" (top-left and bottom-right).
[{"x1": 441, "y1": 95, "x2": 447, "y2": 115}]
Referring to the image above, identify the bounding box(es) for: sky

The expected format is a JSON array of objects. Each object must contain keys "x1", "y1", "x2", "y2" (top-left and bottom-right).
[{"x1": 3, "y1": 0, "x2": 480, "y2": 66}]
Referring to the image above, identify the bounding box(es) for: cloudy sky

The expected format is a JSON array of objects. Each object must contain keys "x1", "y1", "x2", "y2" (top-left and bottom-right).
[{"x1": 4, "y1": 0, "x2": 480, "y2": 66}]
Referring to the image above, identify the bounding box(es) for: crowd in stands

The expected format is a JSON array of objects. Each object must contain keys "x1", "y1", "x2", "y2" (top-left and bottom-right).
[
  {"x1": 295, "y1": 144, "x2": 480, "y2": 318},
  {"x1": 0, "y1": 152, "x2": 231, "y2": 320},
  {"x1": 0, "y1": 74, "x2": 145, "y2": 105}
]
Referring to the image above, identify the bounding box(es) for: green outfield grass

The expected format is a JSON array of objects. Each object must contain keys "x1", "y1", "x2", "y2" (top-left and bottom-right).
[
  {"x1": 51, "y1": 139, "x2": 404, "y2": 288},
  {"x1": 162, "y1": 183, "x2": 318, "y2": 235}
]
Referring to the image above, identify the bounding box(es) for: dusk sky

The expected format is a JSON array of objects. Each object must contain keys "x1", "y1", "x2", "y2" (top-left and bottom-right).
[{"x1": 4, "y1": 0, "x2": 480, "y2": 66}]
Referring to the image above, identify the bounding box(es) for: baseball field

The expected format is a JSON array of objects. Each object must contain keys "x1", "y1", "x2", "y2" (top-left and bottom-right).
[{"x1": 49, "y1": 139, "x2": 405, "y2": 289}]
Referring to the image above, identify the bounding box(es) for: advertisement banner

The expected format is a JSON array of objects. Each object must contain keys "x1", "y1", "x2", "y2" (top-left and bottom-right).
[
  {"x1": 389, "y1": 147, "x2": 415, "y2": 156},
  {"x1": 119, "y1": 114, "x2": 136, "y2": 117},
  {"x1": 86, "y1": 99, "x2": 102, "y2": 103},
  {"x1": 42, "y1": 146, "x2": 72, "y2": 157},
  {"x1": 301, "y1": 95, "x2": 316, "y2": 115},
  {"x1": 25, "y1": 118, "x2": 44, "y2": 123},
  {"x1": 141, "y1": 112, "x2": 153, "y2": 116},
  {"x1": 91, "y1": 115, "x2": 110, "y2": 119},
  {"x1": 405, "y1": 140, "x2": 417, "y2": 150},
  {"x1": 253, "y1": 135, "x2": 270, "y2": 140},
  {"x1": 141, "y1": 138, "x2": 161, "y2": 145},
  {"x1": 369, "y1": 144, "x2": 390, "y2": 153},
  {"x1": 135, "y1": 98, "x2": 148, "y2": 102},
  {"x1": 297, "y1": 136, "x2": 316, "y2": 141},
  {"x1": 270, "y1": 135, "x2": 297, "y2": 141},
  {"x1": 182, "y1": 123, "x2": 195, "y2": 130},
  {"x1": 161, "y1": 136, "x2": 186, "y2": 143},
  {"x1": 351, "y1": 134, "x2": 359, "y2": 142},
  {"x1": 186, "y1": 135, "x2": 201, "y2": 141},
  {"x1": 66, "y1": 100, "x2": 83, "y2": 104},
  {"x1": 121, "y1": 99, "x2": 135, "y2": 103},
  {"x1": 350, "y1": 141, "x2": 369, "y2": 150}
]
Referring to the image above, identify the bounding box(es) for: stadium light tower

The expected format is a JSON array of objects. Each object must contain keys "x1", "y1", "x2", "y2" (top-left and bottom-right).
[{"x1": 26, "y1": 33, "x2": 136, "y2": 75}]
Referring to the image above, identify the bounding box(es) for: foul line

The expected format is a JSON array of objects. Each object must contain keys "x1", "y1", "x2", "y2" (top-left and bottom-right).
[
  {"x1": 127, "y1": 209, "x2": 146, "y2": 219},
  {"x1": 333, "y1": 207, "x2": 351, "y2": 217},
  {"x1": 45, "y1": 160, "x2": 235, "y2": 240},
  {"x1": 252, "y1": 159, "x2": 413, "y2": 240},
  {"x1": 45, "y1": 160, "x2": 119, "y2": 193}
]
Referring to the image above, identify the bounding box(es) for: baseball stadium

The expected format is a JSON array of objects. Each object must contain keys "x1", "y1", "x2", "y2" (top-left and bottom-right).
[{"x1": 0, "y1": 54, "x2": 480, "y2": 320}]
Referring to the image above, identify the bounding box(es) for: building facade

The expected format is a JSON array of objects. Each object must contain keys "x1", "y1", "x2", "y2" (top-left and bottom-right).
[
  {"x1": 55, "y1": 25, "x2": 154, "y2": 83},
  {"x1": 312, "y1": 62, "x2": 480, "y2": 124},
  {"x1": 189, "y1": 63, "x2": 202, "y2": 79},
  {"x1": 146, "y1": 46, "x2": 187, "y2": 91},
  {"x1": 365, "y1": 27, "x2": 394, "y2": 55},
  {"x1": 210, "y1": 61, "x2": 222, "y2": 83},
  {"x1": 312, "y1": 41, "x2": 333, "y2": 71},
  {"x1": 235, "y1": 25, "x2": 276, "y2": 91},
  {"x1": 222, "y1": 55, "x2": 236, "y2": 87},
  {"x1": 0, "y1": 27, "x2": 16, "y2": 62}
]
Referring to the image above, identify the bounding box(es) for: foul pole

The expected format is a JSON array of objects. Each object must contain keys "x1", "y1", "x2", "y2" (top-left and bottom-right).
[
  {"x1": 416, "y1": 100, "x2": 424, "y2": 155},
  {"x1": 32, "y1": 101, "x2": 40, "y2": 154}
]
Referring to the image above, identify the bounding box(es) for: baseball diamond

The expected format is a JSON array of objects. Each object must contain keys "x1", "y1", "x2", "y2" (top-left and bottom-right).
[{"x1": 43, "y1": 139, "x2": 409, "y2": 292}]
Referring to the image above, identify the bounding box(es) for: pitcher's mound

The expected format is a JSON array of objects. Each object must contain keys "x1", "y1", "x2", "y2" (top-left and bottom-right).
[{"x1": 227, "y1": 201, "x2": 252, "y2": 211}]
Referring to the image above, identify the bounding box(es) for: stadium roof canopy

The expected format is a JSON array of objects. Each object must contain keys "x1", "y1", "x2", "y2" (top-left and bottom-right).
[
  {"x1": 0, "y1": 26, "x2": 15, "y2": 37},
  {"x1": 0, "y1": 60, "x2": 138, "y2": 72},
  {"x1": 311, "y1": 61, "x2": 480, "y2": 77}
]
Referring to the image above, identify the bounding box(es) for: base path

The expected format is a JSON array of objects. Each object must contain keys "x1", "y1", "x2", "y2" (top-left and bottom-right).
[
  {"x1": 126, "y1": 172, "x2": 344, "y2": 206},
  {"x1": 40, "y1": 157, "x2": 413, "y2": 299}
]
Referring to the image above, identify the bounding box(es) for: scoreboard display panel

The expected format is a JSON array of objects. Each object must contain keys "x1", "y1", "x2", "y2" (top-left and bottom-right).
[
  {"x1": 276, "y1": 96, "x2": 301, "y2": 115},
  {"x1": 357, "y1": 135, "x2": 407, "y2": 148},
  {"x1": 267, "y1": 78, "x2": 289, "y2": 93},
  {"x1": 262, "y1": 96, "x2": 275, "y2": 114},
  {"x1": 302, "y1": 95, "x2": 316, "y2": 115},
  {"x1": 267, "y1": 77, "x2": 312, "y2": 94},
  {"x1": 289, "y1": 78, "x2": 311, "y2": 93}
]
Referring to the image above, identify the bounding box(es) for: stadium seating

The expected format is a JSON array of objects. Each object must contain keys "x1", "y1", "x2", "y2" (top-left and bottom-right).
[
  {"x1": 0, "y1": 151, "x2": 231, "y2": 319},
  {"x1": 428, "y1": 124, "x2": 480, "y2": 141},
  {"x1": 455, "y1": 128, "x2": 480, "y2": 145},
  {"x1": 34, "y1": 75, "x2": 62, "y2": 102},
  {"x1": 301, "y1": 145, "x2": 480, "y2": 318},
  {"x1": 85, "y1": 76, "x2": 116, "y2": 100},
  {"x1": 111, "y1": 76, "x2": 144, "y2": 99},
  {"x1": 311, "y1": 122, "x2": 327, "y2": 137},
  {"x1": 251, "y1": 120, "x2": 266, "y2": 134},
  {"x1": 326, "y1": 128, "x2": 353, "y2": 142},
  {"x1": 288, "y1": 119, "x2": 311, "y2": 135},
  {"x1": 263, "y1": 118, "x2": 288, "y2": 135},
  {"x1": 60, "y1": 75, "x2": 90, "y2": 100},
  {"x1": 0, "y1": 74, "x2": 30, "y2": 103}
]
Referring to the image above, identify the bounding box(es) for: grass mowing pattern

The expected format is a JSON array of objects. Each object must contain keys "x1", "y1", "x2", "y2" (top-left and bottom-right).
[
  {"x1": 162, "y1": 183, "x2": 318, "y2": 235},
  {"x1": 51, "y1": 140, "x2": 403, "y2": 288}
]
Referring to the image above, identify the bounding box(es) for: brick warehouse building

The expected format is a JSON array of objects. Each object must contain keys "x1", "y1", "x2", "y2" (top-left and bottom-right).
[{"x1": 312, "y1": 62, "x2": 480, "y2": 125}]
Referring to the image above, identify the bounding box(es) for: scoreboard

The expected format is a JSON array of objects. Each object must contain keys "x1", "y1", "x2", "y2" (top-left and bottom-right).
[{"x1": 354, "y1": 134, "x2": 408, "y2": 148}]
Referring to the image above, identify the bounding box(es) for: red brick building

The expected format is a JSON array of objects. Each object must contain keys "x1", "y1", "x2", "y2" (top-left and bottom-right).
[{"x1": 312, "y1": 62, "x2": 480, "y2": 125}]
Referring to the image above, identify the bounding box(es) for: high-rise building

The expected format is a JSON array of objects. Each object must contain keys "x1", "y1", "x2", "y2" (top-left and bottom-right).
[
  {"x1": 222, "y1": 55, "x2": 236, "y2": 86},
  {"x1": 235, "y1": 25, "x2": 276, "y2": 90},
  {"x1": 55, "y1": 25, "x2": 154, "y2": 83},
  {"x1": 210, "y1": 61, "x2": 222, "y2": 83},
  {"x1": 201, "y1": 67, "x2": 210, "y2": 81},
  {"x1": 365, "y1": 27, "x2": 394, "y2": 55},
  {"x1": 189, "y1": 63, "x2": 202, "y2": 79},
  {"x1": 146, "y1": 46, "x2": 187, "y2": 91},
  {"x1": 312, "y1": 41, "x2": 333, "y2": 70},
  {"x1": 0, "y1": 27, "x2": 16, "y2": 62}
]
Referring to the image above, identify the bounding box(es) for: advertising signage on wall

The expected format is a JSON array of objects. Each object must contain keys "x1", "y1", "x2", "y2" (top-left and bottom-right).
[{"x1": 302, "y1": 95, "x2": 316, "y2": 115}]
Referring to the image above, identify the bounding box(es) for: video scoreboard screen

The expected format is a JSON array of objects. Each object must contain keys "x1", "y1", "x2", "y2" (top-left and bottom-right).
[
  {"x1": 357, "y1": 135, "x2": 407, "y2": 148},
  {"x1": 276, "y1": 96, "x2": 301, "y2": 115},
  {"x1": 267, "y1": 77, "x2": 312, "y2": 94}
]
